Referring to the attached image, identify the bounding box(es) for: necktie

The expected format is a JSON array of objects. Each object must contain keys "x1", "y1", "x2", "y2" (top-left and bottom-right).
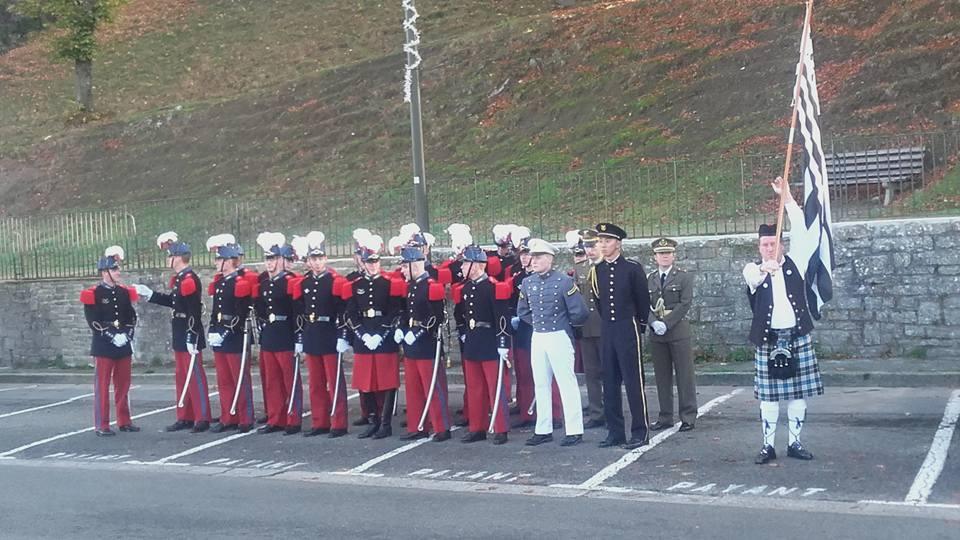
[{"x1": 660, "y1": 272, "x2": 666, "y2": 288}]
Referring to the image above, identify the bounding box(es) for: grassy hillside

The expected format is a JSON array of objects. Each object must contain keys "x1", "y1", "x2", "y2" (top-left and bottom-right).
[{"x1": 0, "y1": 0, "x2": 958, "y2": 215}]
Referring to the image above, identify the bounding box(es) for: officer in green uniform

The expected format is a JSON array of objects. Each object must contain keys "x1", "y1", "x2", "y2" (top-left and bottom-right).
[{"x1": 647, "y1": 238, "x2": 697, "y2": 432}]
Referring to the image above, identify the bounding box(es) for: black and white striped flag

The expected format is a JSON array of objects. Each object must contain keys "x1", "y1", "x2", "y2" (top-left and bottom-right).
[{"x1": 792, "y1": 22, "x2": 835, "y2": 319}]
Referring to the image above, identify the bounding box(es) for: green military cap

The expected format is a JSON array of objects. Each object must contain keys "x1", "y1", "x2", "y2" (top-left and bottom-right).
[
  {"x1": 580, "y1": 229, "x2": 599, "y2": 246},
  {"x1": 652, "y1": 237, "x2": 678, "y2": 253}
]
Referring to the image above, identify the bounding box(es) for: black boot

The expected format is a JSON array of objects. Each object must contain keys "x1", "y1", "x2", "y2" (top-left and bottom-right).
[
  {"x1": 357, "y1": 393, "x2": 381, "y2": 439},
  {"x1": 373, "y1": 390, "x2": 395, "y2": 440}
]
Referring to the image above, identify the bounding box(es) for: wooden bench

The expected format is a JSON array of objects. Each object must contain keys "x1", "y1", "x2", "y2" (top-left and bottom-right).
[{"x1": 823, "y1": 147, "x2": 926, "y2": 206}]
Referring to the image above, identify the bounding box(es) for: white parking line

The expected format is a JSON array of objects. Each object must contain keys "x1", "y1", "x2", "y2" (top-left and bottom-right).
[
  {"x1": 0, "y1": 385, "x2": 143, "y2": 420},
  {"x1": 0, "y1": 390, "x2": 212, "y2": 458},
  {"x1": 0, "y1": 385, "x2": 40, "y2": 393},
  {"x1": 343, "y1": 426, "x2": 463, "y2": 475},
  {"x1": 904, "y1": 389, "x2": 960, "y2": 505},
  {"x1": 570, "y1": 388, "x2": 743, "y2": 490},
  {"x1": 137, "y1": 392, "x2": 359, "y2": 466},
  {"x1": 0, "y1": 393, "x2": 94, "y2": 419}
]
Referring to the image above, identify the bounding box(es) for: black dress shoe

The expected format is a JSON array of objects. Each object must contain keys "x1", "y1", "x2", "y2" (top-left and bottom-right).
[
  {"x1": 328, "y1": 429, "x2": 348, "y2": 438},
  {"x1": 165, "y1": 420, "x2": 193, "y2": 432},
  {"x1": 622, "y1": 437, "x2": 649, "y2": 450},
  {"x1": 400, "y1": 431, "x2": 429, "y2": 441},
  {"x1": 560, "y1": 435, "x2": 583, "y2": 447},
  {"x1": 257, "y1": 424, "x2": 283, "y2": 434},
  {"x1": 95, "y1": 428, "x2": 115, "y2": 437},
  {"x1": 755, "y1": 444, "x2": 777, "y2": 464},
  {"x1": 650, "y1": 420, "x2": 673, "y2": 431},
  {"x1": 372, "y1": 425, "x2": 393, "y2": 440},
  {"x1": 283, "y1": 425, "x2": 302, "y2": 436},
  {"x1": 357, "y1": 420, "x2": 381, "y2": 439},
  {"x1": 118, "y1": 424, "x2": 140, "y2": 432},
  {"x1": 598, "y1": 436, "x2": 626, "y2": 448},
  {"x1": 238, "y1": 424, "x2": 253, "y2": 433},
  {"x1": 512, "y1": 419, "x2": 535, "y2": 429},
  {"x1": 209, "y1": 423, "x2": 236, "y2": 433},
  {"x1": 583, "y1": 419, "x2": 605, "y2": 429},
  {"x1": 256, "y1": 415, "x2": 268, "y2": 425},
  {"x1": 525, "y1": 433, "x2": 554, "y2": 446},
  {"x1": 787, "y1": 442, "x2": 814, "y2": 460},
  {"x1": 303, "y1": 427, "x2": 330, "y2": 437},
  {"x1": 461, "y1": 431, "x2": 486, "y2": 443},
  {"x1": 678, "y1": 422, "x2": 694, "y2": 432},
  {"x1": 352, "y1": 417, "x2": 370, "y2": 426},
  {"x1": 491, "y1": 433, "x2": 508, "y2": 445},
  {"x1": 191, "y1": 421, "x2": 210, "y2": 433},
  {"x1": 432, "y1": 430, "x2": 451, "y2": 442}
]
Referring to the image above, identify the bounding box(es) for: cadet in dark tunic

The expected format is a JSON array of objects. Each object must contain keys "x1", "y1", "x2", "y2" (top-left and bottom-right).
[
  {"x1": 454, "y1": 245, "x2": 513, "y2": 445},
  {"x1": 396, "y1": 245, "x2": 451, "y2": 442},
  {"x1": 341, "y1": 230, "x2": 406, "y2": 439},
  {"x1": 293, "y1": 231, "x2": 350, "y2": 438},
  {"x1": 592, "y1": 223, "x2": 652, "y2": 450},
  {"x1": 135, "y1": 232, "x2": 211, "y2": 434},
  {"x1": 252, "y1": 233, "x2": 303, "y2": 435},
  {"x1": 206, "y1": 237, "x2": 255, "y2": 433},
  {"x1": 81, "y1": 249, "x2": 140, "y2": 437}
]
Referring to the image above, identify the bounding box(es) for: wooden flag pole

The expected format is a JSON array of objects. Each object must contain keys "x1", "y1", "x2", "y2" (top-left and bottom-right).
[{"x1": 774, "y1": 0, "x2": 815, "y2": 251}]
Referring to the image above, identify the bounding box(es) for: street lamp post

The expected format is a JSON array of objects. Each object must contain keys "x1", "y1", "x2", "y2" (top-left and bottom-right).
[{"x1": 403, "y1": 0, "x2": 429, "y2": 231}]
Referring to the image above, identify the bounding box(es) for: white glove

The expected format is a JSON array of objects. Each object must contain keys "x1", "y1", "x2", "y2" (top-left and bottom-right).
[
  {"x1": 652, "y1": 321, "x2": 667, "y2": 336},
  {"x1": 510, "y1": 316, "x2": 520, "y2": 330},
  {"x1": 361, "y1": 333, "x2": 373, "y2": 349},
  {"x1": 186, "y1": 342, "x2": 199, "y2": 355},
  {"x1": 394, "y1": 328, "x2": 405, "y2": 344},
  {"x1": 760, "y1": 260, "x2": 781, "y2": 274},
  {"x1": 367, "y1": 334, "x2": 383, "y2": 350},
  {"x1": 295, "y1": 343, "x2": 303, "y2": 355},
  {"x1": 111, "y1": 333, "x2": 129, "y2": 347},
  {"x1": 459, "y1": 333, "x2": 466, "y2": 343},
  {"x1": 404, "y1": 331, "x2": 417, "y2": 345},
  {"x1": 134, "y1": 284, "x2": 153, "y2": 301},
  {"x1": 336, "y1": 338, "x2": 351, "y2": 353},
  {"x1": 207, "y1": 333, "x2": 223, "y2": 348}
]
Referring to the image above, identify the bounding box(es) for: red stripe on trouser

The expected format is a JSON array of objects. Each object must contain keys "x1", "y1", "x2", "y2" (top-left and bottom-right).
[
  {"x1": 306, "y1": 354, "x2": 348, "y2": 430},
  {"x1": 258, "y1": 350, "x2": 269, "y2": 417},
  {"x1": 214, "y1": 352, "x2": 253, "y2": 426},
  {"x1": 464, "y1": 359, "x2": 510, "y2": 434},
  {"x1": 460, "y1": 358, "x2": 470, "y2": 420},
  {"x1": 94, "y1": 356, "x2": 132, "y2": 429},
  {"x1": 174, "y1": 351, "x2": 210, "y2": 422},
  {"x1": 261, "y1": 351, "x2": 301, "y2": 428},
  {"x1": 404, "y1": 358, "x2": 450, "y2": 433}
]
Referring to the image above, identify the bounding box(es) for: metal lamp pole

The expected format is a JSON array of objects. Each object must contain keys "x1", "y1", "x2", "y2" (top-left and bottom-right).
[{"x1": 403, "y1": 0, "x2": 429, "y2": 231}]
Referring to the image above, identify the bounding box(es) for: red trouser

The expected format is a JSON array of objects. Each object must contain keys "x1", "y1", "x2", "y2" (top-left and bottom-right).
[
  {"x1": 261, "y1": 350, "x2": 302, "y2": 428},
  {"x1": 174, "y1": 351, "x2": 211, "y2": 423},
  {"x1": 404, "y1": 357, "x2": 450, "y2": 433},
  {"x1": 514, "y1": 347, "x2": 562, "y2": 422},
  {"x1": 213, "y1": 352, "x2": 254, "y2": 426},
  {"x1": 305, "y1": 353, "x2": 348, "y2": 430},
  {"x1": 94, "y1": 357, "x2": 132, "y2": 430},
  {"x1": 460, "y1": 357, "x2": 470, "y2": 420},
  {"x1": 464, "y1": 359, "x2": 510, "y2": 434}
]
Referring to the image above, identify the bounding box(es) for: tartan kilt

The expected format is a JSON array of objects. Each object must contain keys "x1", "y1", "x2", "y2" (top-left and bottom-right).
[{"x1": 754, "y1": 332, "x2": 824, "y2": 402}]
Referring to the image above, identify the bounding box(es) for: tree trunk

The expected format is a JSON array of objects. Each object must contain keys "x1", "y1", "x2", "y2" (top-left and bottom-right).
[{"x1": 74, "y1": 59, "x2": 93, "y2": 112}]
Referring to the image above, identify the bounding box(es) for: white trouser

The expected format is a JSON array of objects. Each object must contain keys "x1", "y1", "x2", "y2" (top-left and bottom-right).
[{"x1": 531, "y1": 330, "x2": 583, "y2": 436}]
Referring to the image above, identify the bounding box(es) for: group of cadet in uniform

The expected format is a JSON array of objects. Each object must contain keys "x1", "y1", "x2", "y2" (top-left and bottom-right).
[{"x1": 81, "y1": 179, "x2": 822, "y2": 462}]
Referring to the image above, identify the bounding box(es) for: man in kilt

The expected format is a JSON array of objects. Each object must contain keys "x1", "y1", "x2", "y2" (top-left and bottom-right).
[{"x1": 743, "y1": 178, "x2": 822, "y2": 464}]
